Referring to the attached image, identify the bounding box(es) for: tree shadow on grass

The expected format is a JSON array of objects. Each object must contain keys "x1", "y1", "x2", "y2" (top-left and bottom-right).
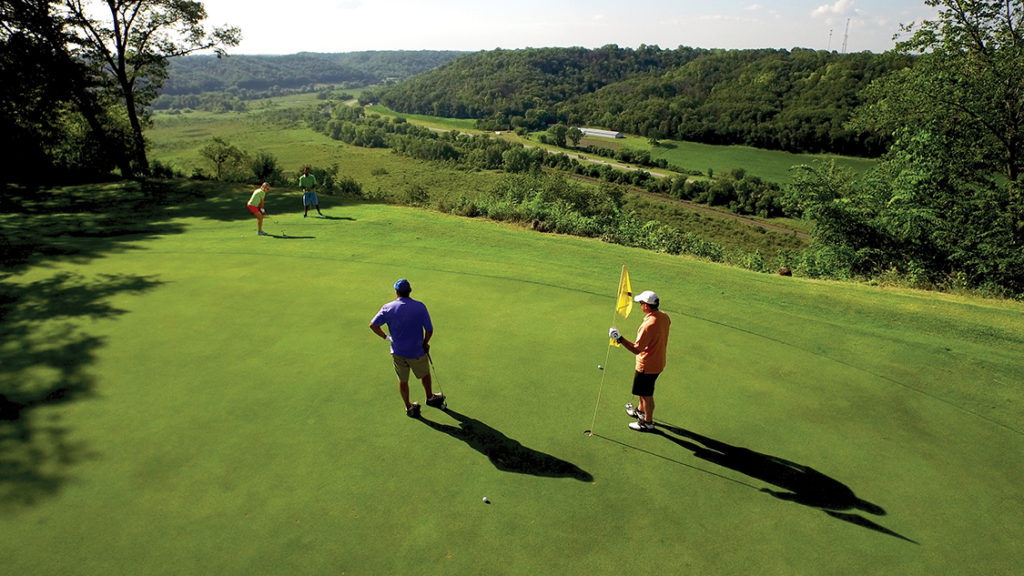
[
  {"x1": 0, "y1": 272, "x2": 164, "y2": 510},
  {"x1": 0, "y1": 179, "x2": 320, "y2": 509},
  {"x1": 1, "y1": 180, "x2": 218, "y2": 274},
  {"x1": 417, "y1": 407, "x2": 593, "y2": 481},
  {"x1": 654, "y1": 422, "x2": 916, "y2": 543}
]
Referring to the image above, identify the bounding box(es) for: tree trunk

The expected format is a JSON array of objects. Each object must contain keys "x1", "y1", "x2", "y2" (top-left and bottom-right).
[{"x1": 119, "y1": 69, "x2": 149, "y2": 178}]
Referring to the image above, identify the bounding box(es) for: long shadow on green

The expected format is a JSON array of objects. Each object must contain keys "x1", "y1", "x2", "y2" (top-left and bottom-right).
[
  {"x1": 417, "y1": 407, "x2": 593, "y2": 481},
  {"x1": 593, "y1": 422, "x2": 917, "y2": 543}
]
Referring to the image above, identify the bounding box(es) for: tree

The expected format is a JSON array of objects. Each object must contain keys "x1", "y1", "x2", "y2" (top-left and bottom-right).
[
  {"x1": 1, "y1": 0, "x2": 130, "y2": 180},
  {"x1": 198, "y1": 137, "x2": 244, "y2": 180},
  {"x1": 62, "y1": 0, "x2": 240, "y2": 177},
  {"x1": 567, "y1": 126, "x2": 583, "y2": 147},
  {"x1": 548, "y1": 123, "x2": 568, "y2": 148},
  {"x1": 856, "y1": 0, "x2": 1023, "y2": 186},
  {"x1": 829, "y1": 0, "x2": 1024, "y2": 294}
]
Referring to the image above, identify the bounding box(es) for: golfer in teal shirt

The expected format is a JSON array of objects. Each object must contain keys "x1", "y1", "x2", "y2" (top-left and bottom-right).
[{"x1": 298, "y1": 166, "x2": 323, "y2": 218}]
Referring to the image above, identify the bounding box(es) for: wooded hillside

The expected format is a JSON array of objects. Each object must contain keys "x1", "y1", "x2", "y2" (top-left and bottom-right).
[
  {"x1": 161, "y1": 50, "x2": 466, "y2": 95},
  {"x1": 372, "y1": 46, "x2": 904, "y2": 156}
]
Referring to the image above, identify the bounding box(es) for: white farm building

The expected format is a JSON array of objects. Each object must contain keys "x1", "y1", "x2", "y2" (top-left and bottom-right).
[{"x1": 579, "y1": 128, "x2": 624, "y2": 139}]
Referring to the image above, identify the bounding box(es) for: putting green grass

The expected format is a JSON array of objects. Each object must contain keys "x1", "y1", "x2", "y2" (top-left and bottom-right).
[{"x1": 1, "y1": 183, "x2": 1022, "y2": 575}]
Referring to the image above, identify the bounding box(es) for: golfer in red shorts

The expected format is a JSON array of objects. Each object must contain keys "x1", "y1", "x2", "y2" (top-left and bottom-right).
[{"x1": 247, "y1": 182, "x2": 270, "y2": 236}]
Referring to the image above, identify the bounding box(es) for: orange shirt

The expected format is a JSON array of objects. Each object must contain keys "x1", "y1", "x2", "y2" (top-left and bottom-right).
[{"x1": 634, "y1": 310, "x2": 670, "y2": 373}]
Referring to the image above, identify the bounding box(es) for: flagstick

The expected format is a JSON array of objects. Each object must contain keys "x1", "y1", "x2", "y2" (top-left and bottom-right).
[
  {"x1": 587, "y1": 265, "x2": 629, "y2": 437},
  {"x1": 587, "y1": 341, "x2": 615, "y2": 437}
]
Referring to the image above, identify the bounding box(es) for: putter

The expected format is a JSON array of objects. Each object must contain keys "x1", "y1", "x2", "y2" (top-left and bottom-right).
[{"x1": 427, "y1": 352, "x2": 446, "y2": 407}]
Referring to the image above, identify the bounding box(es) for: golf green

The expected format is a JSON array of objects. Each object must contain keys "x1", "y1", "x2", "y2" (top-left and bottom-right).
[{"x1": 1, "y1": 185, "x2": 1022, "y2": 574}]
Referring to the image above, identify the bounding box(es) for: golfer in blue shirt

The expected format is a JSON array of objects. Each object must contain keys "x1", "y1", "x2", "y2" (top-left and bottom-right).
[{"x1": 369, "y1": 278, "x2": 445, "y2": 417}]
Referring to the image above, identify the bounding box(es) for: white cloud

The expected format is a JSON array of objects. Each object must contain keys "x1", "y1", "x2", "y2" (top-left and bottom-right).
[{"x1": 812, "y1": 0, "x2": 856, "y2": 18}]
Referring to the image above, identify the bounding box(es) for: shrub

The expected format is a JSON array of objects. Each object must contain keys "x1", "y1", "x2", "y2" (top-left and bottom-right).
[
  {"x1": 250, "y1": 151, "x2": 282, "y2": 184},
  {"x1": 400, "y1": 183, "x2": 430, "y2": 206},
  {"x1": 335, "y1": 175, "x2": 363, "y2": 197}
]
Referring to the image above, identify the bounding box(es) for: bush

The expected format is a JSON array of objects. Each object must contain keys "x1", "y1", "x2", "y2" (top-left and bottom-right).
[
  {"x1": 795, "y1": 245, "x2": 855, "y2": 280},
  {"x1": 336, "y1": 175, "x2": 363, "y2": 197},
  {"x1": 250, "y1": 151, "x2": 283, "y2": 184},
  {"x1": 400, "y1": 183, "x2": 430, "y2": 206},
  {"x1": 150, "y1": 160, "x2": 178, "y2": 179}
]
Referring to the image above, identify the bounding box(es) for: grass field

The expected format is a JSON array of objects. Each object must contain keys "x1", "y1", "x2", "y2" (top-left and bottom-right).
[
  {"x1": 149, "y1": 102, "x2": 505, "y2": 207},
  {"x1": 365, "y1": 104, "x2": 480, "y2": 132},
  {"x1": 146, "y1": 106, "x2": 809, "y2": 258},
  {"x1": 2, "y1": 181, "x2": 1022, "y2": 575},
  {"x1": 588, "y1": 135, "x2": 878, "y2": 184}
]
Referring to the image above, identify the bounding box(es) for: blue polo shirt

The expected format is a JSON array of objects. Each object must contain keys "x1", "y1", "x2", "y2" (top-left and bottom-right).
[{"x1": 371, "y1": 297, "x2": 433, "y2": 359}]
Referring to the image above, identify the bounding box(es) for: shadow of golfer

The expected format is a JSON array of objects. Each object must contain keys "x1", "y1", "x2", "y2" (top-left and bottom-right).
[
  {"x1": 319, "y1": 215, "x2": 354, "y2": 221},
  {"x1": 655, "y1": 422, "x2": 916, "y2": 543},
  {"x1": 266, "y1": 233, "x2": 315, "y2": 239},
  {"x1": 418, "y1": 407, "x2": 593, "y2": 482}
]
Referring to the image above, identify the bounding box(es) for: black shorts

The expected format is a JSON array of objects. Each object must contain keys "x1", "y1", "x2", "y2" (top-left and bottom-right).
[{"x1": 631, "y1": 371, "x2": 660, "y2": 397}]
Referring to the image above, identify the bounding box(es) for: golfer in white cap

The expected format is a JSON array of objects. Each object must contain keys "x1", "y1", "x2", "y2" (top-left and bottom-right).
[{"x1": 609, "y1": 290, "x2": 671, "y2": 431}]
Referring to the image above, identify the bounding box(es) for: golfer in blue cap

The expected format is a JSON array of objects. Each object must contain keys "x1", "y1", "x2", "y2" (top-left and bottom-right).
[{"x1": 369, "y1": 278, "x2": 445, "y2": 417}]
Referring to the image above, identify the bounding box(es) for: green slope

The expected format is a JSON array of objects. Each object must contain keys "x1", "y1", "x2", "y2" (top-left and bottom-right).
[{"x1": 1, "y1": 183, "x2": 1022, "y2": 575}]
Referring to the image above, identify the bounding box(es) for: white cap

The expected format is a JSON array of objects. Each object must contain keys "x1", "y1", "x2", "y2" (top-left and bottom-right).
[{"x1": 634, "y1": 290, "x2": 659, "y2": 305}]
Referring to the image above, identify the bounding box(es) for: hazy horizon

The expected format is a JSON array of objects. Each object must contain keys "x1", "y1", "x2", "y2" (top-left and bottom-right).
[{"x1": 199, "y1": 0, "x2": 939, "y2": 56}]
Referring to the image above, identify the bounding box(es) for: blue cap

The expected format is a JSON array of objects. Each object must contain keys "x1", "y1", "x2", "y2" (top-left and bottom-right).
[{"x1": 394, "y1": 278, "x2": 411, "y2": 292}]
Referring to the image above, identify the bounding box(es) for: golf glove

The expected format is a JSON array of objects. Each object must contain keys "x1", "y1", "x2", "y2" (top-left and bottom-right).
[{"x1": 608, "y1": 328, "x2": 621, "y2": 340}]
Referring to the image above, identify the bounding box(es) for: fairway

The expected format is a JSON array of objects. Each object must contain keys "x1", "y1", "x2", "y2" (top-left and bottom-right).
[{"x1": 2, "y1": 183, "x2": 1022, "y2": 575}]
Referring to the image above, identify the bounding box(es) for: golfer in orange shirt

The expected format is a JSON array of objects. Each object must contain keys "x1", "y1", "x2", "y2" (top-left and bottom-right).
[{"x1": 610, "y1": 290, "x2": 671, "y2": 431}]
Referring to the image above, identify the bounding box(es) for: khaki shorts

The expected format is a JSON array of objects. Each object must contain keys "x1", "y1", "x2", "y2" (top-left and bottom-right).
[{"x1": 393, "y1": 354, "x2": 430, "y2": 382}]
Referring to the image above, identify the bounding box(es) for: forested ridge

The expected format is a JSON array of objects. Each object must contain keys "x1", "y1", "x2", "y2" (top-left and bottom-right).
[
  {"x1": 371, "y1": 45, "x2": 904, "y2": 156},
  {"x1": 160, "y1": 50, "x2": 465, "y2": 95}
]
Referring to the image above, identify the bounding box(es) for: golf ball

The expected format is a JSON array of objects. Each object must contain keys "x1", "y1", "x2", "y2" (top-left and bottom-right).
[
  {"x1": 597, "y1": 365, "x2": 603, "y2": 370},
  {"x1": 482, "y1": 497, "x2": 489, "y2": 503}
]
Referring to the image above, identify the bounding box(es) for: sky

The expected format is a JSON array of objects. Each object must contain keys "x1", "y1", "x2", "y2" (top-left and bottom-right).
[{"x1": 198, "y1": 0, "x2": 940, "y2": 56}]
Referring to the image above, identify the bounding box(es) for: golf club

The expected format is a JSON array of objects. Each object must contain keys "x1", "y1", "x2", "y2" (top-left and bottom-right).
[{"x1": 427, "y1": 352, "x2": 446, "y2": 406}]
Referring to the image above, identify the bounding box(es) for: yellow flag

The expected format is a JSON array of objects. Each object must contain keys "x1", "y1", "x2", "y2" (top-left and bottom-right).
[
  {"x1": 611, "y1": 266, "x2": 632, "y2": 347},
  {"x1": 616, "y1": 265, "x2": 633, "y2": 319}
]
